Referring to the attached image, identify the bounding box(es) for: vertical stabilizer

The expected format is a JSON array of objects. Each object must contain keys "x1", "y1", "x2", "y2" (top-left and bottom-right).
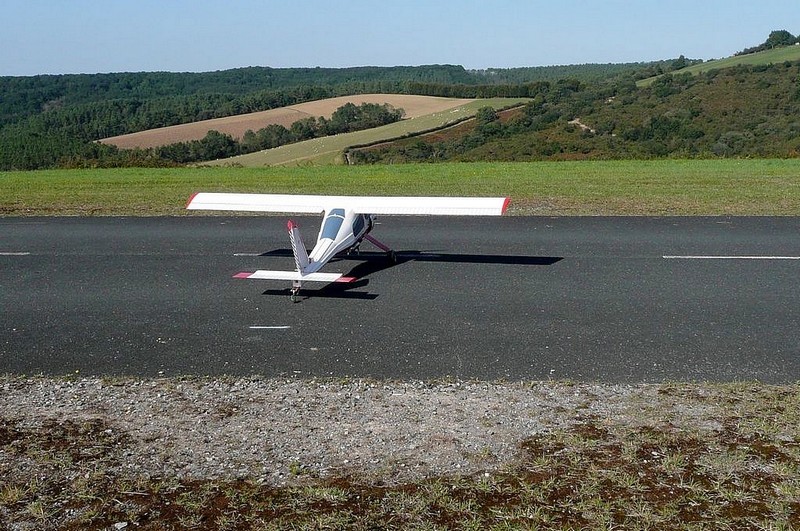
[{"x1": 287, "y1": 220, "x2": 310, "y2": 273}]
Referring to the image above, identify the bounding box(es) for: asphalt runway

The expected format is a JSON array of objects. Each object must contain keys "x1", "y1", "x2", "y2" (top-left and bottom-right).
[{"x1": 2, "y1": 216, "x2": 799, "y2": 382}]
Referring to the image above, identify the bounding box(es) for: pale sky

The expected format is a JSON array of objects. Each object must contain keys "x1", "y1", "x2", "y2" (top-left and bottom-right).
[{"x1": 2, "y1": 0, "x2": 799, "y2": 76}]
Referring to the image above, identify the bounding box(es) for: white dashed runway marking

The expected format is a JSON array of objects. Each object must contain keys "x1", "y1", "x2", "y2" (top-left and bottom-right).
[{"x1": 663, "y1": 255, "x2": 800, "y2": 260}]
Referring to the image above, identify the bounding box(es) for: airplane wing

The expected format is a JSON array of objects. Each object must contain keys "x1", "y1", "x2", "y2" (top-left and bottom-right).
[{"x1": 186, "y1": 193, "x2": 509, "y2": 216}]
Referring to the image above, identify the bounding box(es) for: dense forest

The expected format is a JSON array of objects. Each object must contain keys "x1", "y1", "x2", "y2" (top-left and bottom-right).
[
  {"x1": 1, "y1": 31, "x2": 798, "y2": 170},
  {"x1": 352, "y1": 61, "x2": 800, "y2": 163},
  {"x1": 0, "y1": 62, "x2": 686, "y2": 127},
  {"x1": 0, "y1": 61, "x2": 691, "y2": 170}
]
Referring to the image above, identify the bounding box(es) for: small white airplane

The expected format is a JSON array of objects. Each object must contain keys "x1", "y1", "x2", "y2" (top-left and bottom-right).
[{"x1": 186, "y1": 193, "x2": 509, "y2": 300}]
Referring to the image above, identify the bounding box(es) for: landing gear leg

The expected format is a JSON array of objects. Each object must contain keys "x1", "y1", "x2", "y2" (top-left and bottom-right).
[{"x1": 290, "y1": 280, "x2": 302, "y2": 303}]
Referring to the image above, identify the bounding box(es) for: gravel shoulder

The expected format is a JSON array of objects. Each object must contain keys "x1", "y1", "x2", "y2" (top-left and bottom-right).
[
  {"x1": 2, "y1": 376, "x2": 799, "y2": 528},
  {"x1": 0, "y1": 376, "x2": 774, "y2": 485}
]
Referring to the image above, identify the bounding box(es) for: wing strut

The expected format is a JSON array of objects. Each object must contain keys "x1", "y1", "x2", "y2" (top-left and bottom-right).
[{"x1": 365, "y1": 234, "x2": 397, "y2": 263}]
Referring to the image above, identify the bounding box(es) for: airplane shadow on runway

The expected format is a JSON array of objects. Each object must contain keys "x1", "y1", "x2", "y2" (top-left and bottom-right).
[{"x1": 259, "y1": 249, "x2": 563, "y2": 301}]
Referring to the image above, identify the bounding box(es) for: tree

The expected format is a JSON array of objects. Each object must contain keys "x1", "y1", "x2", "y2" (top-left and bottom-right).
[
  {"x1": 329, "y1": 102, "x2": 359, "y2": 132},
  {"x1": 256, "y1": 124, "x2": 293, "y2": 149},
  {"x1": 670, "y1": 55, "x2": 690, "y2": 71},
  {"x1": 474, "y1": 106, "x2": 499, "y2": 126},
  {"x1": 195, "y1": 130, "x2": 238, "y2": 160},
  {"x1": 765, "y1": 30, "x2": 797, "y2": 48},
  {"x1": 289, "y1": 118, "x2": 318, "y2": 140}
]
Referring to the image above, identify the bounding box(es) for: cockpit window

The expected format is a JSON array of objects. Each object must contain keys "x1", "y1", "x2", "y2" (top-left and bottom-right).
[
  {"x1": 321, "y1": 208, "x2": 346, "y2": 239},
  {"x1": 352, "y1": 214, "x2": 365, "y2": 237}
]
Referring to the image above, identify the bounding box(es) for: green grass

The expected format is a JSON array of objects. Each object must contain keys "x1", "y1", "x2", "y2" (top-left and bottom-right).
[
  {"x1": 638, "y1": 45, "x2": 800, "y2": 86},
  {"x1": 2, "y1": 159, "x2": 800, "y2": 216},
  {"x1": 207, "y1": 98, "x2": 530, "y2": 167},
  {"x1": 681, "y1": 45, "x2": 800, "y2": 74}
]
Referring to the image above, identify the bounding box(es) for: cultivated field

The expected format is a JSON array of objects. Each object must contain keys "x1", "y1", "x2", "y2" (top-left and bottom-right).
[
  {"x1": 99, "y1": 94, "x2": 474, "y2": 149},
  {"x1": 205, "y1": 98, "x2": 530, "y2": 167}
]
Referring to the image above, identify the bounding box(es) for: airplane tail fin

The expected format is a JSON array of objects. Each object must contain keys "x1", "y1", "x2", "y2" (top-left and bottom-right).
[{"x1": 287, "y1": 220, "x2": 310, "y2": 272}]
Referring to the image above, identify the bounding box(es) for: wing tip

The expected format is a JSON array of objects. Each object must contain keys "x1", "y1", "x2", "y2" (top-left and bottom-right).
[
  {"x1": 233, "y1": 271, "x2": 254, "y2": 279},
  {"x1": 185, "y1": 192, "x2": 200, "y2": 209},
  {"x1": 501, "y1": 197, "x2": 511, "y2": 215}
]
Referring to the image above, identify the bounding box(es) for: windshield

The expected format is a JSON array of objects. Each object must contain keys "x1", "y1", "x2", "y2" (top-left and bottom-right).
[{"x1": 320, "y1": 208, "x2": 346, "y2": 239}]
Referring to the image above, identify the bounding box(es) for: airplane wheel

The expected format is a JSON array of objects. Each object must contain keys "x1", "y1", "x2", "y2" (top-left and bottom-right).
[{"x1": 389, "y1": 250, "x2": 397, "y2": 264}]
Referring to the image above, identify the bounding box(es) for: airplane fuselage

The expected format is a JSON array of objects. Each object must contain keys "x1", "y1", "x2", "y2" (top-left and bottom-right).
[{"x1": 305, "y1": 208, "x2": 375, "y2": 273}]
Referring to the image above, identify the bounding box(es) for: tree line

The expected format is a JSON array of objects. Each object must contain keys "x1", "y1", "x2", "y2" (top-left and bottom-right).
[{"x1": 0, "y1": 65, "x2": 473, "y2": 128}]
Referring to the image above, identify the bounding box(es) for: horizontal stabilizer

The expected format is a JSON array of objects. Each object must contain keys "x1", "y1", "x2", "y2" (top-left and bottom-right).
[{"x1": 234, "y1": 270, "x2": 356, "y2": 283}]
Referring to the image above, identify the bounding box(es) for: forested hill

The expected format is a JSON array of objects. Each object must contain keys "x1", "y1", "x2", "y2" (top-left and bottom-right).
[
  {"x1": 0, "y1": 60, "x2": 691, "y2": 170},
  {"x1": 0, "y1": 65, "x2": 475, "y2": 127},
  {"x1": 0, "y1": 62, "x2": 685, "y2": 128},
  {"x1": 354, "y1": 60, "x2": 800, "y2": 163}
]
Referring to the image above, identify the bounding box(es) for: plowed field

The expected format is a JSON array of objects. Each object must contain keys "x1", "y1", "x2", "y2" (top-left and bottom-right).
[{"x1": 100, "y1": 94, "x2": 473, "y2": 149}]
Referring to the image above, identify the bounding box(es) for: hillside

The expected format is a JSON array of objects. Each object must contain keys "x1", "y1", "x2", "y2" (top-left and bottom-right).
[
  {"x1": 0, "y1": 63, "x2": 669, "y2": 128},
  {"x1": 0, "y1": 61, "x2": 690, "y2": 170},
  {"x1": 99, "y1": 95, "x2": 472, "y2": 149},
  {"x1": 677, "y1": 44, "x2": 800, "y2": 75},
  {"x1": 638, "y1": 45, "x2": 800, "y2": 86},
  {"x1": 0, "y1": 66, "x2": 476, "y2": 127},
  {"x1": 352, "y1": 59, "x2": 800, "y2": 163},
  {"x1": 1, "y1": 38, "x2": 796, "y2": 170}
]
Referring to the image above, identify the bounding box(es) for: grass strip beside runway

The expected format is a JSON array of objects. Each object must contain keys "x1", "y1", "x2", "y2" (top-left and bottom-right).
[{"x1": 2, "y1": 159, "x2": 800, "y2": 216}]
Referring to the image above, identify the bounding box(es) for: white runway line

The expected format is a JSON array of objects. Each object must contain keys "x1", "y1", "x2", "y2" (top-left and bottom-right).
[
  {"x1": 663, "y1": 255, "x2": 800, "y2": 260},
  {"x1": 249, "y1": 326, "x2": 291, "y2": 330},
  {"x1": 0, "y1": 252, "x2": 31, "y2": 256},
  {"x1": 234, "y1": 253, "x2": 263, "y2": 257}
]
